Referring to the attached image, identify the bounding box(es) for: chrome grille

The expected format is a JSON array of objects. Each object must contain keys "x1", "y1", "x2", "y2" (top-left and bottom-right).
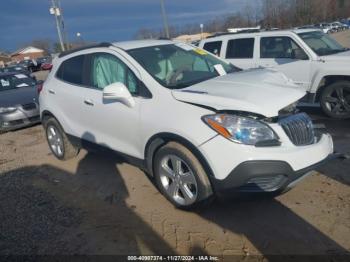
[
  {"x1": 22, "y1": 103, "x2": 37, "y2": 111},
  {"x1": 279, "y1": 113, "x2": 315, "y2": 146}
]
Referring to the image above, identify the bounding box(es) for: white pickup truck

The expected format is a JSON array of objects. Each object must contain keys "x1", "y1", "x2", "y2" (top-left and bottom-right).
[{"x1": 199, "y1": 29, "x2": 350, "y2": 119}]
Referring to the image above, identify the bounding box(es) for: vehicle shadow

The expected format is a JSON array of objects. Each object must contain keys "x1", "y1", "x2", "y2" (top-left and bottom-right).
[
  {"x1": 197, "y1": 195, "x2": 349, "y2": 257},
  {"x1": 0, "y1": 154, "x2": 176, "y2": 255}
]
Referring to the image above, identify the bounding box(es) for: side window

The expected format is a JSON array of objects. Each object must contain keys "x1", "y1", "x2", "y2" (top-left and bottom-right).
[
  {"x1": 260, "y1": 37, "x2": 308, "y2": 59},
  {"x1": 226, "y1": 38, "x2": 255, "y2": 59},
  {"x1": 203, "y1": 41, "x2": 222, "y2": 56},
  {"x1": 90, "y1": 53, "x2": 138, "y2": 94},
  {"x1": 126, "y1": 70, "x2": 138, "y2": 94},
  {"x1": 56, "y1": 55, "x2": 85, "y2": 85}
]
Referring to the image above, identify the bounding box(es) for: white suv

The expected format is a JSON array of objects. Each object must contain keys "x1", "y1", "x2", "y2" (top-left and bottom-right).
[
  {"x1": 40, "y1": 40, "x2": 334, "y2": 209},
  {"x1": 199, "y1": 29, "x2": 350, "y2": 119}
]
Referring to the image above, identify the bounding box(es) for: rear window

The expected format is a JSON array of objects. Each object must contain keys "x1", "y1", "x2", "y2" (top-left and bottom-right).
[
  {"x1": 203, "y1": 41, "x2": 222, "y2": 56},
  {"x1": 226, "y1": 38, "x2": 255, "y2": 59},
  {"x1": 56, "y1": 55, "x2": 85, "y2": 85},
  {"x1": 0, "y1": 74, "x2": 36, "y2": 91}
]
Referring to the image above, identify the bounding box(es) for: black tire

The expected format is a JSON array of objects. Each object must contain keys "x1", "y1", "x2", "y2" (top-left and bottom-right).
[
  {"x1": 43, "y1": 117, "x2": 80, "y2": 160},
  {"x1": 320, "y1": 81, "x2": 350, "y2": 119},
  {"x1": 153, "y1": 142, "x2": 213, "y2": 210}
]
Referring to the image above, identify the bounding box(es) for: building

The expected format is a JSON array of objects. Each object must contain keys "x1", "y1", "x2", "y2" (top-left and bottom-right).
[
  {"x1": 11, "y1": 46, "x2": 44, "y2": 62},
  {"x1": 0, "y1": 52, "x2": 11, "y2": 67},
  {"x1": 173, "y1": 33, "x2": 212, "y2": 43}
]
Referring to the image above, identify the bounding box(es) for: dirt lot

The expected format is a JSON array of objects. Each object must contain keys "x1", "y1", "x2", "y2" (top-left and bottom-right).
[
  {"x1": 333, "y1": 30, "x2": 350, "y2": 48},
  {"x1": 0, "y1": 32, "x2": 350, "y2": 259}
]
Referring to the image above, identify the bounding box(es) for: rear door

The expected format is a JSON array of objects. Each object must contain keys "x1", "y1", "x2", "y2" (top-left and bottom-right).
[
  {"x1": 256, "y1": 36, "x2": 312, "y2": 91},
  {"x1": 202, "y1": 40, "x2": 223, "y2": 57},
  {"x1": 223, "y1": 37, "x2": 257, "y2": 69},
  {"x1": 51, "y1": 54, "x2": 92, "y2": 136}
]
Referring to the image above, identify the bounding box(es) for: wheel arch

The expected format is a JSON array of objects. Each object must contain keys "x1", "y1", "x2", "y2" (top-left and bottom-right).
[
  {"x1": 144, "y1": 133, "x2": 215, "y2": 180},
  {"x1": 314, "y1": 75, "x2": 350, "y2": 102},
  {"x1": 41, "y1": 110, "x2": 58, "y2": 122}
]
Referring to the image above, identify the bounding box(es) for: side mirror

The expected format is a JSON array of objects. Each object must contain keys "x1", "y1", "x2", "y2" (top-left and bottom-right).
[
  {"x1": 293, "y1": 49, "x2": 309, "y2": 60},
  {"x1": 103, "y1": 82, "x2": 135, "y2": 107}
]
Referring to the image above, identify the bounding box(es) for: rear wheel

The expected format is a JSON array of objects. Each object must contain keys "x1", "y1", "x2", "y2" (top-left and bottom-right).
[
  {"x1": 153, "y1": 142, "x2": 213, "y2": 209},
  {"x1": 43, "y1": 117, "x2": 80, "y2": 160},
  {"x1": 320, "y1": 81, "x2": 350, "y2": 119}
]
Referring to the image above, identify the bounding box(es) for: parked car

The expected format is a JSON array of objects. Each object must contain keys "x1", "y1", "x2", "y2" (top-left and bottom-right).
[
  {"x1": 335, "y1": 21, "x2": 349, "y2": 30},
  {"x1": 40, "y1": 41, "x2": 335, "y2": 209},
  {"x1": 0, "y1": 72, "x2": 41, "y2": 132},
  {"x1": 199, "y1": 29, "x2": 350, "y2": 119},
  {"x1": 0, "y1": 64, "x2": 29, "y2": 74},
  {"x1": 36, "y1": 56, "x2": 51, "y2": 65},
  {"x1": 314, "y1": 23, "x2": 333, "y2": 34},
  {"x1": 331, "y1": 22, "x2": 343, "y2": 32},
  {"x1": 340, "y1": 22, "x2": 350, "y2": 29},
  {"x1": 296, "y1": 25, "x2": 318, "y2": 30},
  {"x1": 17, "y1": 59, "x2": 40, "y2": 72},
  {"x1": 41, "y1": 62, "x2": 53, "y2": 71},
  {"x1": 340, "y1": 19, "x2": 350, "y2": 26}
]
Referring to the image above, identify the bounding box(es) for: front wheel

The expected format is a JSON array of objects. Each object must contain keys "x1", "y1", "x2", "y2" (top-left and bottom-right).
[
  {"x1": 153, "y1": 142, "x2": 213, "y2": 210},
  {"x1": 320, "y1": 81, "x2": 350, "y2": 119}
]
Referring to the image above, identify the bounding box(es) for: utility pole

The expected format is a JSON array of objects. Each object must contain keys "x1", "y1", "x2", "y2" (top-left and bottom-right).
[
  {"x1": 200, "y1": 24, "x2": 204, "y2": 40},
  {"x1": 50, "y1": 0, "x2": 66, "y2": 51},
  {"x1": 56, "y1": 0, "x2": 69, "y2": 50},
  {"x1": 160, "y1": 0, "x2": 170, "y2": 39}
]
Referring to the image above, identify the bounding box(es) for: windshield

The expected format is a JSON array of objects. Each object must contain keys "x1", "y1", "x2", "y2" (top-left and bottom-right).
[
  {"x1": 127, "y1": 43, "x2": 238, "y2": 89},
  {"x1": 0, "y1": 74, "x2": 36, "y2": 91},
  {"x1": 298, "y1": 31, "x2": 347, "y2": 56}
]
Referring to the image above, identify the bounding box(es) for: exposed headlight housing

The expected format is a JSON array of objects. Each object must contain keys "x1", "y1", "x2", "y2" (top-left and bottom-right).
[
  {"x1": 0, "y1": 107, "x2": 17, "y2": 114},
  {"x1": 202, "y1": 114, "x2": 279, "y2": 146},
  {"x1": 279, "y1": 102, "x2": 298, "y2": 115}
]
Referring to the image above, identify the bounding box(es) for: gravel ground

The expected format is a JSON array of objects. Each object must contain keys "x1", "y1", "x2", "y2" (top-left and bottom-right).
[
  {"x1": 0, "y1": 169, "x2": 82, "y2": 255},
  {"x1": 333, "y1": 30, "x2": 350, "y2": 48},
  {"x1": 0, "y1": 31, "x2": 349, "y2": 258}
]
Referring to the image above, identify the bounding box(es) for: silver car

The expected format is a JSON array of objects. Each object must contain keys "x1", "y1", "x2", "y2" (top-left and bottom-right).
[{"x1": 0, "y1": 72, "x2": 40, "y2": 132}]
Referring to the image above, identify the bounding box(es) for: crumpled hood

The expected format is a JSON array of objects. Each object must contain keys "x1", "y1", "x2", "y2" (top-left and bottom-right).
[{"x1": 172, "y1": 69, "x2": 305, "y2": 117}]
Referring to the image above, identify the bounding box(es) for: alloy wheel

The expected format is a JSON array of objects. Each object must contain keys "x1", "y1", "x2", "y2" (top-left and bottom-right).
[
  {"x1": 159, "y1": 155, "x2": 198, "y2": 206},
  {"x1": 47, "y1": 125, "x2": 64, "y2": 157},
  {"x1": 324, "y1": 86, "x2": 350, "y2": 116}
]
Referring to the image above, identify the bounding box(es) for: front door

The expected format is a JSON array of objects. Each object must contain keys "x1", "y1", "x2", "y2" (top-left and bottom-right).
[{"x1": 81, "y1": 51, "x2": 143, "y2": 158}]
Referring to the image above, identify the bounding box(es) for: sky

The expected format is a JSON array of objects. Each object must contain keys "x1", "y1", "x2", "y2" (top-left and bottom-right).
[{"x1": 0, "y1": 0, "x2": 248, "y2": 52}]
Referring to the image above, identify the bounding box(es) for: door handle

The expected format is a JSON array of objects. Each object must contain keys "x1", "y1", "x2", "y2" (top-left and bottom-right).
[
  {"x1": 48, "y1": 89, "x2": 55, "y2": 94},
  {"x1": 84, "y1": 99, "x2": 94, "y2": 106}
]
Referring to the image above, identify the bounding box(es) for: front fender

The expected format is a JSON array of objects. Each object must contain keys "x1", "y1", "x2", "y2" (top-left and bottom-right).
[{"x1": 310, "y1": 68, "x2": 350, "y2": 94}]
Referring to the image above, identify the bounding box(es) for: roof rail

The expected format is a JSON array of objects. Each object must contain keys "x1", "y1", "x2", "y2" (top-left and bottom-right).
[
  {"x1": 58, "y1": 42, "x2": 112, "y2": 58},
  {"x1": 207, "y1": 29, "x2": 261, "y2": 38}
]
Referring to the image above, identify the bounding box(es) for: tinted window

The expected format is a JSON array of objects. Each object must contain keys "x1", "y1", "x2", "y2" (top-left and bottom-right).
[
  {"x1": 260, "y1": 37, "x2": 308, "y2": 59},
  {"x1": 203, "y1": 41, "x2": 222, "y2": 56},
  {"x1": 56, "y1": 55, "x2": 85, "y2": 85},
  {"x1": 89, "y1": 53, "x2": 138, "y2": 94},
  {"x1": 226, "y1": 38, "x2": 254, "y2": 59}
]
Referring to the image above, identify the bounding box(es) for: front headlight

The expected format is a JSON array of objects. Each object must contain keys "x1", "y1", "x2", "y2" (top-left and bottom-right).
[
  {"x1": 0, "y1": 107, "x2": 17, "y2": 114},
  {"x1": 202, "y1": 114, "x2": 279, "y2": 145}
]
